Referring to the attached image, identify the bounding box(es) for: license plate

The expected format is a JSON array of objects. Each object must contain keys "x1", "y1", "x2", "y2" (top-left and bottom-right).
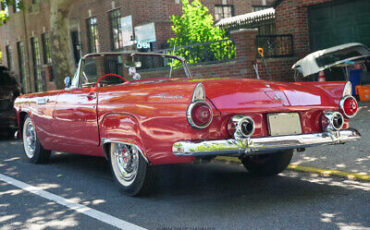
[{"x1": 267, "y1": 113, "x2": 302, "y2": 136}]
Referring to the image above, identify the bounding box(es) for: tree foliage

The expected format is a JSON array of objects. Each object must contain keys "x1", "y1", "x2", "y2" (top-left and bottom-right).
[
  {"x1": 0, "y1": 0, "x2": 76, "y2": 89},
  {"x1": 0, "y1": 0, "x2": 10, "y2": 25},
  {"x1": 168, "y1": 0, "x2": 235, "y2": 66},
  {"x1": 0, "y1": 0, "x2": 23, "y2": 26}
]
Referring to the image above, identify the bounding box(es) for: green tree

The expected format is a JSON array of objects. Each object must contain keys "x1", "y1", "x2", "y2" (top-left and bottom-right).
[
  {"x1": 0, "y1": 0, "x2": 11, "y2": 25},
  {"x1": 49, "y1": 0, "x2": 78, "y2": 88},
  {"x1": 0, "y1": 0, "x2": 23, "y2": 25},
  {"x1": 0, "y1": 0, "x2": 78, "y2": 89},
  {"x1": 168, "y1": 0, "x2": 235, "y2": 66}
]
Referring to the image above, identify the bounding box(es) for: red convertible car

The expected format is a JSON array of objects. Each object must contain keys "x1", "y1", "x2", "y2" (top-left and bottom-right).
[{"x1": 14, "y1": 52, "x2": 361, "y2": 196}]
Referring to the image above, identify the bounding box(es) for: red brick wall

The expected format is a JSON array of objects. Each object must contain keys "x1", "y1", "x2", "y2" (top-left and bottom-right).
[
  {"x1": 0, "y1": 0, "x2": 272, "y2": 93},
  {"x1": 141, "y1": 28, "x2": 259, "y2": 80},
  {"x1": 68, "y1": 0, "x2": 253, "y2": 53},
  {"x1": 256, "y1": 58, "x2": 296, "y2": 82},
  {"x1": 188, "y1": 29, "x2": 258, "y2": 79},
  {"x1": 275, "y1": 0, "x2": 334, "y2": 58},
  {"x1": 0, "y1": 0, "x2": 52, "y2": 93},
  {"x1": 259, "y1": 0, "x2": 337, "y2": 82}
]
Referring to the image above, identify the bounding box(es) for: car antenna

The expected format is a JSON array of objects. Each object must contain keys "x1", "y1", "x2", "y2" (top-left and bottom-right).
[
  {"x1": 253, "y1": 63, "x2": 260, "y2": 80},
  {"x1": 258, "y1": 48, "x2": 272, "y2": 81},
  {"x1": 169, "y1": 45, "x2": 176, "y2": 79}
]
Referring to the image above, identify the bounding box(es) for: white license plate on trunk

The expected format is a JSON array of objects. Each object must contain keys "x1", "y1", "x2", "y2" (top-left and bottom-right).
[{"x1": 267, "y1": 113, "x2": 302, "y2": 136}]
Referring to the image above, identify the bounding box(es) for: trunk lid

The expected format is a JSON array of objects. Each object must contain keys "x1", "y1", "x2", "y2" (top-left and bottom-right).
[{"x1": 201, "y1": 78, "x2": 338, "y2": 113}]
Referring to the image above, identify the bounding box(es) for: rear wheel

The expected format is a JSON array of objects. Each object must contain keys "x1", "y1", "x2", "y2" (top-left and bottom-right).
[
  {"x1": 241, "y1": 150, "x2": 293, "y2": 176},
  {"x1": 110, "y1": 143, "x2": 151, "y2": 196},
  {"x1": 22, "y1": 116, "x2": 51, "y2": 163}
]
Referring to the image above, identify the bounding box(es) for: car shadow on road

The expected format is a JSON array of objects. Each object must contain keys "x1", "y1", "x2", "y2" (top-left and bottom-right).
[
  {"x1": 46, "y1": 153, "x2": 370, "y2": 229},
  {"x1": 1, "y1": 146, "x2": 369, "y2": 229}
]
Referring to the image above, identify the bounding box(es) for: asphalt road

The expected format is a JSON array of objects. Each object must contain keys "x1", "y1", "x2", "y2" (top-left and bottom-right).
[{"x1": 0, "y1": 138, "x2": 369, "y2": 230}]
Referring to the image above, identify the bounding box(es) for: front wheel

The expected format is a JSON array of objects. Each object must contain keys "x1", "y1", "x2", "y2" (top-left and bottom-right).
[
  {"x1": 22, "y1": 116, "x2": 51, "y2": 163},
  {"x1": 110, "y1": 143, "x2": 150, "y2": 196},
  {"x1": 241, "y1": 150, "x2": 293, "y2": 176}
]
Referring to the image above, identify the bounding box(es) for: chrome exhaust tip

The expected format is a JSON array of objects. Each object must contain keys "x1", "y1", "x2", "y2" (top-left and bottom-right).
[
  {"x1": 232, "y1": 115, "x2": 255, "y2": 139},
  {"x1": 322, "y1": 111, "x2": 344, "y2": 132}
]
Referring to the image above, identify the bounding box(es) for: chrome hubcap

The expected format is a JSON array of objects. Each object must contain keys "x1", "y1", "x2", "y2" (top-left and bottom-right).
[
  {"x1": 112, "y1": 143, "x2": 139, "y2": 186},
  {"x1": 24, "y1": 120, "x2": 36, "y2": 158}
]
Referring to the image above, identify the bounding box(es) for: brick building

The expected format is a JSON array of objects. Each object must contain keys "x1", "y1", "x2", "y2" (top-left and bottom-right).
[
  {"x1": 2, "y1": 0, "x2": 368, "y2": 94},
  {"x1": 1, "y1": 0, "x2": 265, "y2": 93},
  {"x1": 256, "y1": 0, "x2": 370, "y2": 82}
]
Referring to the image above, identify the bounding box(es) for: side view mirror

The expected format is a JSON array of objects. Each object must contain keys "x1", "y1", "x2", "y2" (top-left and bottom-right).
[{"x1": 64, "y1": 76, "x2": 71, "y2": 88}]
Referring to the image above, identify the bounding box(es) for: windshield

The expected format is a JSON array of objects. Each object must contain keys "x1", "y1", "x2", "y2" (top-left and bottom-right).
[{"x1": 77, "y1": 53, "x2": 189, "y2": 87}]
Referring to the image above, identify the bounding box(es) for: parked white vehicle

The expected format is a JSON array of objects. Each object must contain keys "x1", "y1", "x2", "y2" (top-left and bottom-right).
[{"x1": 292, "y1": 43, "x2": 370, "y2": 80}]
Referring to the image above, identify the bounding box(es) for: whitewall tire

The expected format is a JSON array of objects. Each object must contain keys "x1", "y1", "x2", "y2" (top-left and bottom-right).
[
  {"x1": 110, "y1": 142, "x2": 151, "y2": 196},
  {"x1": 22, "y1": 116, "x2": 51, "y2": 163}
]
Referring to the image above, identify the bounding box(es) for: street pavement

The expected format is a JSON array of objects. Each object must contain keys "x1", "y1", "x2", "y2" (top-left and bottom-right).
[{"x1": 0, "y1": 102, "x2": 369, "y2": 229}]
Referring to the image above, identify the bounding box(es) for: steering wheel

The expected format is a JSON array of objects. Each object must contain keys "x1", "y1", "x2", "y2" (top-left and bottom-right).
[
  {"x1": 87, "y1": 73, "x2": 126, "y2": 97},
  {"x1": 94, "y1": 73, "x2": 126, "y2": 87}
]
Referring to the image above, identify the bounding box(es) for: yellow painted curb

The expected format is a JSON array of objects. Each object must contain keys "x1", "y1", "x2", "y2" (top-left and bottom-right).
[
  {"x1": 215, "y1": 156, "x2": 370, "y2": 182},
  {"x1": 287, "y1": 164, "x2": 370, "y2": 181}
]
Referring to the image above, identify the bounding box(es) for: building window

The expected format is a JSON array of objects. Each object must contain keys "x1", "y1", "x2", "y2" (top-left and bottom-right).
[
  {"x1": 214, "y1": 5, "x2": 234, "y2": 21},
  {"x1": 17, "y1": 41, "x2": 27, "y2": 93},
  {"x1": 5, "y1": 45, "x2": 13, "y2": 71},
  {"x1": 13, "y1": 0, "x2": 21, "y2": 13},
  {"x1": 30, "y1": 37, "x2": 42, "y2": 92},
  {"x1": 253, "y1": 5, "x2": 270, "y2": 12},
  {"x1": 41, "y1": 33, "x2": 52, "y2": 64},
  {"x1": 87, "y1": 17, "x2": 100, "y2": 53},
  {"x1": 109, "y1": 9, "x2": 123, "y2": 50}
]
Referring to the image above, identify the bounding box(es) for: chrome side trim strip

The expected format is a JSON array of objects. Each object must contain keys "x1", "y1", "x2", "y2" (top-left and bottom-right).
[{"x1": 172, "y1": 128, "x2": 361, "y2": 157}]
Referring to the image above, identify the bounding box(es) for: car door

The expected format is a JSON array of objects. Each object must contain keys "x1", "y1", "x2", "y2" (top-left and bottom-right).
[
  {"x1": 52, "y1": 87, "x2": 99, "y2": 149},
  {"x1": 51, "y1": 57, "x2": 101, "y2": 154}
]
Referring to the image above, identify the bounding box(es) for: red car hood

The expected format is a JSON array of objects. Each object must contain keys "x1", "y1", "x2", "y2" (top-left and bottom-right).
[{"x1": 201, "y1": 78, "x2": 345, "y2": 113}]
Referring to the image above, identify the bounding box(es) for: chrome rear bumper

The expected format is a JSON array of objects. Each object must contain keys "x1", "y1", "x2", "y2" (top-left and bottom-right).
[{"x1": 172, "y1": 128, "x2": 361, "y2": 157}]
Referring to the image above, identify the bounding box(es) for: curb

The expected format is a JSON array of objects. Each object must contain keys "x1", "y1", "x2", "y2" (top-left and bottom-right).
[{"x1": 215, "y1": 156, "x2": 370, "y2": 182}]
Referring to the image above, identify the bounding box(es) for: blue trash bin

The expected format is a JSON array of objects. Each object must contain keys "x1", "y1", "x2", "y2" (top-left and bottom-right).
[{"x1": 349, "y1": 69, "x2": 362, "y2": 96}]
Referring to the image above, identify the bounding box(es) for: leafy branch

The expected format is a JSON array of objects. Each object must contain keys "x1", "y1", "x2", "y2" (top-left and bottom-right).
[{"x1": 167, "y1": 0, "x2": 235, "y2": 68}]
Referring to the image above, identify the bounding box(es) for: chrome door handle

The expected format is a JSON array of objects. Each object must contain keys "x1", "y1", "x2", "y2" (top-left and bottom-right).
[
  {"x1": 87, "y1": 92, "x2": 97, "y2": 100},
  {"x1": 37, "y1": 98, "x2": 49, "y2": 105}
]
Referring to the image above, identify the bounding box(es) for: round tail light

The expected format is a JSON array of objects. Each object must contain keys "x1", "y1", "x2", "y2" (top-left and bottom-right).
[
  {"x1": 187, "y1": 102, "x2": 213, "y2": 129},
  {"x1": 340, "y1": 96, "x2": 358, "y2": 118}
]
